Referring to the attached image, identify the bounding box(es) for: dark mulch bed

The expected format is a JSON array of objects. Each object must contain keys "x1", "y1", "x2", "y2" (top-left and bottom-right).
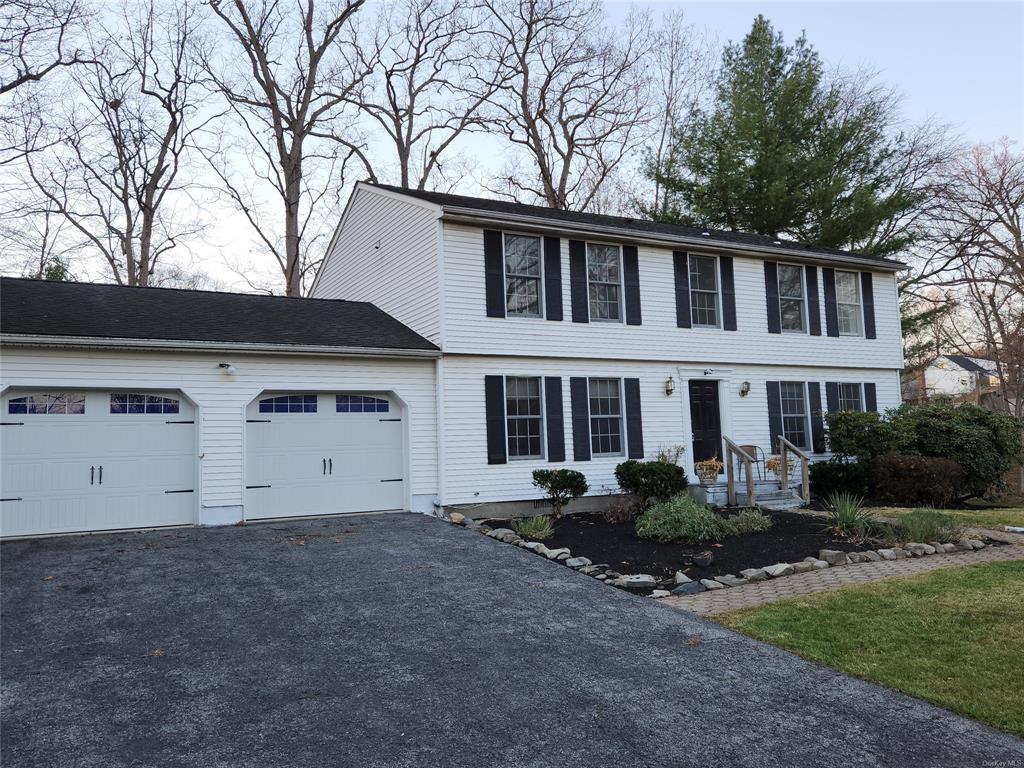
[{"x1": 503, "y1": 510, "x2": 875, "y2": 581}]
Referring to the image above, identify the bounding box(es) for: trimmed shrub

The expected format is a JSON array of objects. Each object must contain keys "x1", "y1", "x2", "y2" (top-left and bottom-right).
[
  {"x1": 729, "y1": 508, "x2": 773, "y2": 534},
  {"x1": 809, "y1": 459, "x2": 872, "y2": 498},
  {"x1": 635, "y1": 494, "x2": 733, "y2": 543},
  {"x1": 869, "y1": 455, "x2": 966, "y2": 507},
  {"x1": 896, "y1": 509, "x2": 965, "y2": 544},
  {"x1": 532, "y1": 469, "x2": 589, "y2": 518},
  {"x1": 614, "y1": 459, "x2": 688, "y2": 510},
  {"x1": 820, "y1": 492, "x2": 876, "y2": 540},
  {"x1": 824, "y1": 410, "x2": 895, "y2": 460},
  {"x1": 511, "y1": 515, "x2": 554, "y2": 540}
]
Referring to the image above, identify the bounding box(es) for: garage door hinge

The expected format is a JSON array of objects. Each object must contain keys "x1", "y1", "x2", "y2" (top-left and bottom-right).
[
  {"x1": 378, "y1": 418, "x2": 401, "y2": 422},
  {"x1": 246, "y1": 419, "x2": 272, "y2": 423},
  {"x1": 380, "y1": 478, "x2": 403, "y2": 483},
  {"x1": 164, "y1": 489, "x2": 195, "y2": 494},
  {"x1": 165, "y1": 420, "x2": 194, "y2": 424},
  {"x1": 1, "y1": 497, "x2": 23, "y2": 502},
  {"x1": 246, "y1": 484, "x2": 272, "y2": 489},
  {"x1": 0, "y1": 422, "x2": 24, "y2": 426}
]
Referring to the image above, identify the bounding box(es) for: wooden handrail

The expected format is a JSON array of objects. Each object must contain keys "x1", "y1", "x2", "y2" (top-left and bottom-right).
[
  {"x1": 723, "y1": 436, "x2": 755, "y2": 507},
  {"x1": 776, "y1": 435, "x2": 810, "y2": 502}
]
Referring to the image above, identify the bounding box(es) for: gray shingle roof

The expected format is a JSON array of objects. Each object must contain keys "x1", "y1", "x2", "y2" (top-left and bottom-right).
[
  {"x1": 0, "y1": 277, "x2": 439, "y2": 353},
  {"x1": 372, "y1": 183, "x2": 904, "y2": 268},
  {"x1": 944, "y1": 354, "x2": 993, "y2": 375}
]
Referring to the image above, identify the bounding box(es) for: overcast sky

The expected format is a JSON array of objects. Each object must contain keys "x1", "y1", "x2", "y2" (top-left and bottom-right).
[{"x1": 641, "y1": 0, "x2": 1023, "y2": 144}]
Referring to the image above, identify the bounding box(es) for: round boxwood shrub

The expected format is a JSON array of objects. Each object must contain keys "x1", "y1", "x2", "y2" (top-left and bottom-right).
[
  {"x1": 635, "y1": 494, "x2": 733, "y2": 543},
  {"x1": 869, "y1": 455, "x2": 966, "y2": 507},
  {"x1": 532, "y1": 468, "x2": 589, "y2": 518},
  {"x1": 614, "y1": 459, "x2": 688, "y2": 511}
]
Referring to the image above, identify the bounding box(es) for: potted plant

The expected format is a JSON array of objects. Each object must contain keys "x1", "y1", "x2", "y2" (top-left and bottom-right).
[
  {"x1": 693, "y1": 456, "x2": 723, "y2": 485},
  {"x1": 765, "y1": 454, "x2": 790, "y2": 478}
]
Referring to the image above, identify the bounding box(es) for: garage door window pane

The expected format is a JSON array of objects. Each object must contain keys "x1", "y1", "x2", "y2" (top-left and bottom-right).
[
  {"x1": 110, "y1": 393, "x2": 180, "y2": 414},
  {"x1": 8, "y1": 393, "x2": 85, "y2": 414},
  {"x1": 258, "y1": 395, "x2": 318, "y2": 413},
  {"x1": 336, "y1": 395, "x2": 389, "y2": 413}
]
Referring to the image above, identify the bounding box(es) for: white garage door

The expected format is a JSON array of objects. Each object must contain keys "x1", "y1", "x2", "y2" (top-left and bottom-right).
[
  {"x1": 245, "y1": 392, "x2": 405, "y2": 520},
  {"x1": 1, "y1": 390, "x2": 196, "y2": 538}
]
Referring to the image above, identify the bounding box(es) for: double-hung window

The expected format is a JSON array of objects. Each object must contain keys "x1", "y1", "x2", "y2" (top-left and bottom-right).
[
  {"x1": 777, "y1": 264, "x2": 806, "y2": 332},
  {"x1": 505, "y1": 376, "x2": 544, "y2": 459},
  {"x1": 504, "y1": 234, "x2": 543, "y2": 317},
  {"x1": 780, "y1": 382, "x2": 811, "y2": 450},
  {"x1": 589, "y1": 378, "x2": 624, "y2": 456},
  {"x1": 838, "y1": 383, "x2": 864, "y2": 412},
  {"x1": 689, "y1": 255, "x2": 720, "y2": 328},
  {"x1": 835, "y1": 271, "x2": 863, "y2": 336},
  {"x1": 586, "y1": 243, "x2": 622, "y2": 321}
]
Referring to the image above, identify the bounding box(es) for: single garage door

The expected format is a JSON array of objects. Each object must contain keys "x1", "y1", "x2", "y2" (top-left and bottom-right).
[
  {"x1": 245, "y1": 392, "x2": 405, "y2": 520},
  {"x1": 1, "y1": 390, "x2": 196, "y2": 537}
]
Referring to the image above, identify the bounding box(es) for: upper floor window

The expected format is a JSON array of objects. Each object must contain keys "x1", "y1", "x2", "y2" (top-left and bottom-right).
[
  {"x1": 838, "y1": 383, "x2": 864, "y2": 412},
  {"x1": 336, "y1": 395, "x2": 389, "y2": 413},
  {"x1": 689, "y1": 255, "x2": 720, "y2": 328},
  {"x1": 110, "y1": 393, "x2": 180, "y2": 414},
  {"x1": 777, "y1": 264, "x2": 806, "y2": 332},
  {"x1": 780, "y1": 382, "x2": 810, "y2": 450},
  {"x1": 505, "y1": 376, "x2": 543, "y2": 459},
  {"x1": 835, "y1": 271, "x2": 863, "y2": 336},
  {"x1": 589, "y1": 377, "x2": 624, "y2": 456},
  {"x1": 586, "y1": 243, "x2": 622, "y2": 322},
  {"x1": 259, "y1": 394, "x2": 317, "y2": 413},
  {"x1": 7, "y1": 393, "x2": 85, "y2": 415},
  {"x1": 504, "y1": 234, "x2": 542, "y2": 317}
]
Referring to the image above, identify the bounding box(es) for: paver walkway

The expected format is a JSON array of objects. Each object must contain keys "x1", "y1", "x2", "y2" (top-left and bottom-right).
[{"x1": 664, "y1": 542, "x2": 1024, "y2": 616}]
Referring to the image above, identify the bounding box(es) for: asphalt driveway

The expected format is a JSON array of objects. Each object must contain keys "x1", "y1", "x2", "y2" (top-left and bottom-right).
[{"x1": 2, "y1": 514, "x2": 1022, "y2": 767}]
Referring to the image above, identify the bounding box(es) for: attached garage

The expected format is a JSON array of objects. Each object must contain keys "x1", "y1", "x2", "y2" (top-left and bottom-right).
[
  {"x1": 245, "y1": 392, "x2": 405, "y2": 519},
  {"x1": 1, "y1": 390, "x2": 196, "y2": 537}
]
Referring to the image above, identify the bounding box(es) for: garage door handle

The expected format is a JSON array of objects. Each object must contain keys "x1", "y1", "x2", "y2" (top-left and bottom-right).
[
  {"x1": 98, "y1": 466, "x2": 103, "y2": 485},
  {"x1": 90, "y1": 466, "x2": 95, "y2": 485},
  {"x1": 322, "y1": 458, "x2": 327, "y2": 475},
  {"x1": 328, "y1": 458, "x2": 332, "y2": 475}
]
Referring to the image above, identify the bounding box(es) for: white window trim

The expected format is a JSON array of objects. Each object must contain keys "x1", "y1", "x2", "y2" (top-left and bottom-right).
[
  {"x1": 587, "y1": 376, "x2": 626, "y2": 458},
  {"x1": 689, "y1": 253, "x2": 722, "y2": 329},
  {"x1": 781, "y1": 381, "x2": 812, "y2": 451},
  {"x1": 777, "y1": 262, "x2": 808, "y2": 334},
  {"x1": 835, "y1": 270, "x2": 864, "y2": 337},
  {"x1": 837, "y1": 382, "x2": 865, "y2": 412},
  {"x1": 502, "y1": 232, "x2": 545, "y2": 319},
  {"x1": 504, "y1": 375, "x2": 546, "y2": 461},
  {"x1": 585, "y1": 241, "x2": 624, "y2": 324}
]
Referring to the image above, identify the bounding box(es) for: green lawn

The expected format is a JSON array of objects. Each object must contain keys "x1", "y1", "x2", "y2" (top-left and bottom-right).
[
  {"x1": 866, "y1": 503, "x2": 1024, "y2": 531},
  {"x1": 720, "y1": 561, "x2": 1024, "y2": 737}
]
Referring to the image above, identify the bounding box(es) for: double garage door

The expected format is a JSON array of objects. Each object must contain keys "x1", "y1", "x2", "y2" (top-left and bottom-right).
[{"x1": 1, "y1": 389, "x2": 405, "y2": 538}]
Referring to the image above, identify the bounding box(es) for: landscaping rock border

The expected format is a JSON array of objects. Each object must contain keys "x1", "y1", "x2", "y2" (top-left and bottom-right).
[{"x1": 445, "y1": 514, "x2": 995, "y2": 598}]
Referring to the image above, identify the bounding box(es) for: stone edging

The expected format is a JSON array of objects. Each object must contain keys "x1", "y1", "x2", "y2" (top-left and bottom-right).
[{"x1": 446, "y1": 512, "x2": 993, "y2": 599}]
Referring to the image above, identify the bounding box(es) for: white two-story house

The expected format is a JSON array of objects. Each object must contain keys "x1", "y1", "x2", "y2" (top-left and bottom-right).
[
  {"x1": 0, "y1": 182, "x2": 904, "y2": 538},
  {"x1": 311, "y1": 183, "x2": 905, "y2": 513}
]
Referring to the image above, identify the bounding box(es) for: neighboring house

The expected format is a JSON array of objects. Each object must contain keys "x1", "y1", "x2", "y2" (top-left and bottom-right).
[
  {"x1": 903, "y1": 354, "x2": 997, "y2": 403},
  {"x1": 0, "y1": 182, "x2": 905, "y2": 538}
]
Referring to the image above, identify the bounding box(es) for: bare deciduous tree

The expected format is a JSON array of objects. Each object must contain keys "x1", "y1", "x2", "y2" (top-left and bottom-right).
[
  {"x1": 17, "y1": 1, "x2": 207, "y2": 286},
  {"x1": 0, "y1": 0, "x2": 94, "y2": 95},
  {"x1": 203, "y1": 0, "x2": 370, "y2": 296},
  {"x1": 482, "y1": 0, "x2": 653, "y2": 211}
]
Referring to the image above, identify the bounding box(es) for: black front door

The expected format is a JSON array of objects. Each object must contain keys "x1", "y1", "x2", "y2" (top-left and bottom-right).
[{"x1": 688, "y1": 380, "x2": 723, "y2": 464}]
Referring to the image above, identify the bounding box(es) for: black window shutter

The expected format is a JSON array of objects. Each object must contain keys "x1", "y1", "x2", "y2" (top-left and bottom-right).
[
  {"x1": 673, "y1": 251, "x2": 691, "y2": 328},
  {"x1": 622, "y1": 245, "x2": 642, "y2": 325},
  {"x1": 569, "y1": 377, "x2": 591, "y2": 461},
  {"x1": 569, "y1": 240, "x2": 589, "y2": 324},
  {"x1": 543, "y1": 236, "x2": 562, "y2": 321},
  {"x1": 484, "y1": 375, "x2": 507, "y2": 464},
  {"x1": 544, "y1": 376, "x2": 565, "y2": 462},
  {"x1": 805, "y1": 266, "x2": 821, "y2": 336},
  {"x1": 484, "y1": 230, "x2": 505, "y2": 318},
  {"x1": 861, "y1": 272, "x2": 876, "y2": 339},
  {"x1": 720, "y1": 256, "x2": 737, "y2": 331},
  {"x1": 864, "y1": 382, "x2": 878, "y2": 413},
  {"x1": 624, "y1": 378, "x2": 644, "y2": 459},
  {"x1": 822, "y1": 267, "x2": 839, "y2": 337},
  {"x1": 766, "y1": 381, "x2": 783, "y2": 453},
  {"x1": 764, "y1": 261, "x2": 781, "y2": 334},
  {"x1": 825, "y1": 382, "x2": 840, "y2": 413},
  {"x1": 808, "y1": 382, "x2": 825, "y2": 453}
]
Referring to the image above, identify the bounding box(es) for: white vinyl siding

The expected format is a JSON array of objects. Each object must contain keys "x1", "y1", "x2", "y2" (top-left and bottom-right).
[
  {"x1": 0, "y1": 346, "x2": 438, "y2": 519},
  {"x1": 835, "y1": 270, "x2": 863, "y2": 336},
  {"x1": 439, "y1": 224, "x2": 903, "y2": 370}
]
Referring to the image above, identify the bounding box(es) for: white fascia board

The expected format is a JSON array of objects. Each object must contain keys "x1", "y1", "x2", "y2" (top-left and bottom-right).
[
  {"x1": 439, "y1": 208, "x2": 907, "y2": 272},
  {"x1": 0, "y1": 334, "x2": 441, "y2": 359}
]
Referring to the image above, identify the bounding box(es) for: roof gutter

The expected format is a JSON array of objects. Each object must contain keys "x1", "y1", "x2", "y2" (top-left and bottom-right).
[
  {"x1": 0, "y1": 334, "x2": 441, "y2": 359},
  {"x1": 440, "y1": 208, "x2": 907, "y2": 272}
]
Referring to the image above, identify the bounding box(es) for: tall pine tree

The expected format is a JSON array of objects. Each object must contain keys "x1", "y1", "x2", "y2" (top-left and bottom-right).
[{"x1": 647, "y1": 16, "x2": 933, "y2": 258}]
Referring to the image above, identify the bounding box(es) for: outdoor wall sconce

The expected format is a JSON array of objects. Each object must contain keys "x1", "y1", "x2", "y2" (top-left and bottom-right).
[
  {"x1": 739, "y1": 381, "x2": 751, "y2": 397},
  {"x1": 218, "y1": 362, "x2": 237, "y2": 375},
  {"x1": 665, "y1": 376, "x2": 675, "y2": 396}
]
